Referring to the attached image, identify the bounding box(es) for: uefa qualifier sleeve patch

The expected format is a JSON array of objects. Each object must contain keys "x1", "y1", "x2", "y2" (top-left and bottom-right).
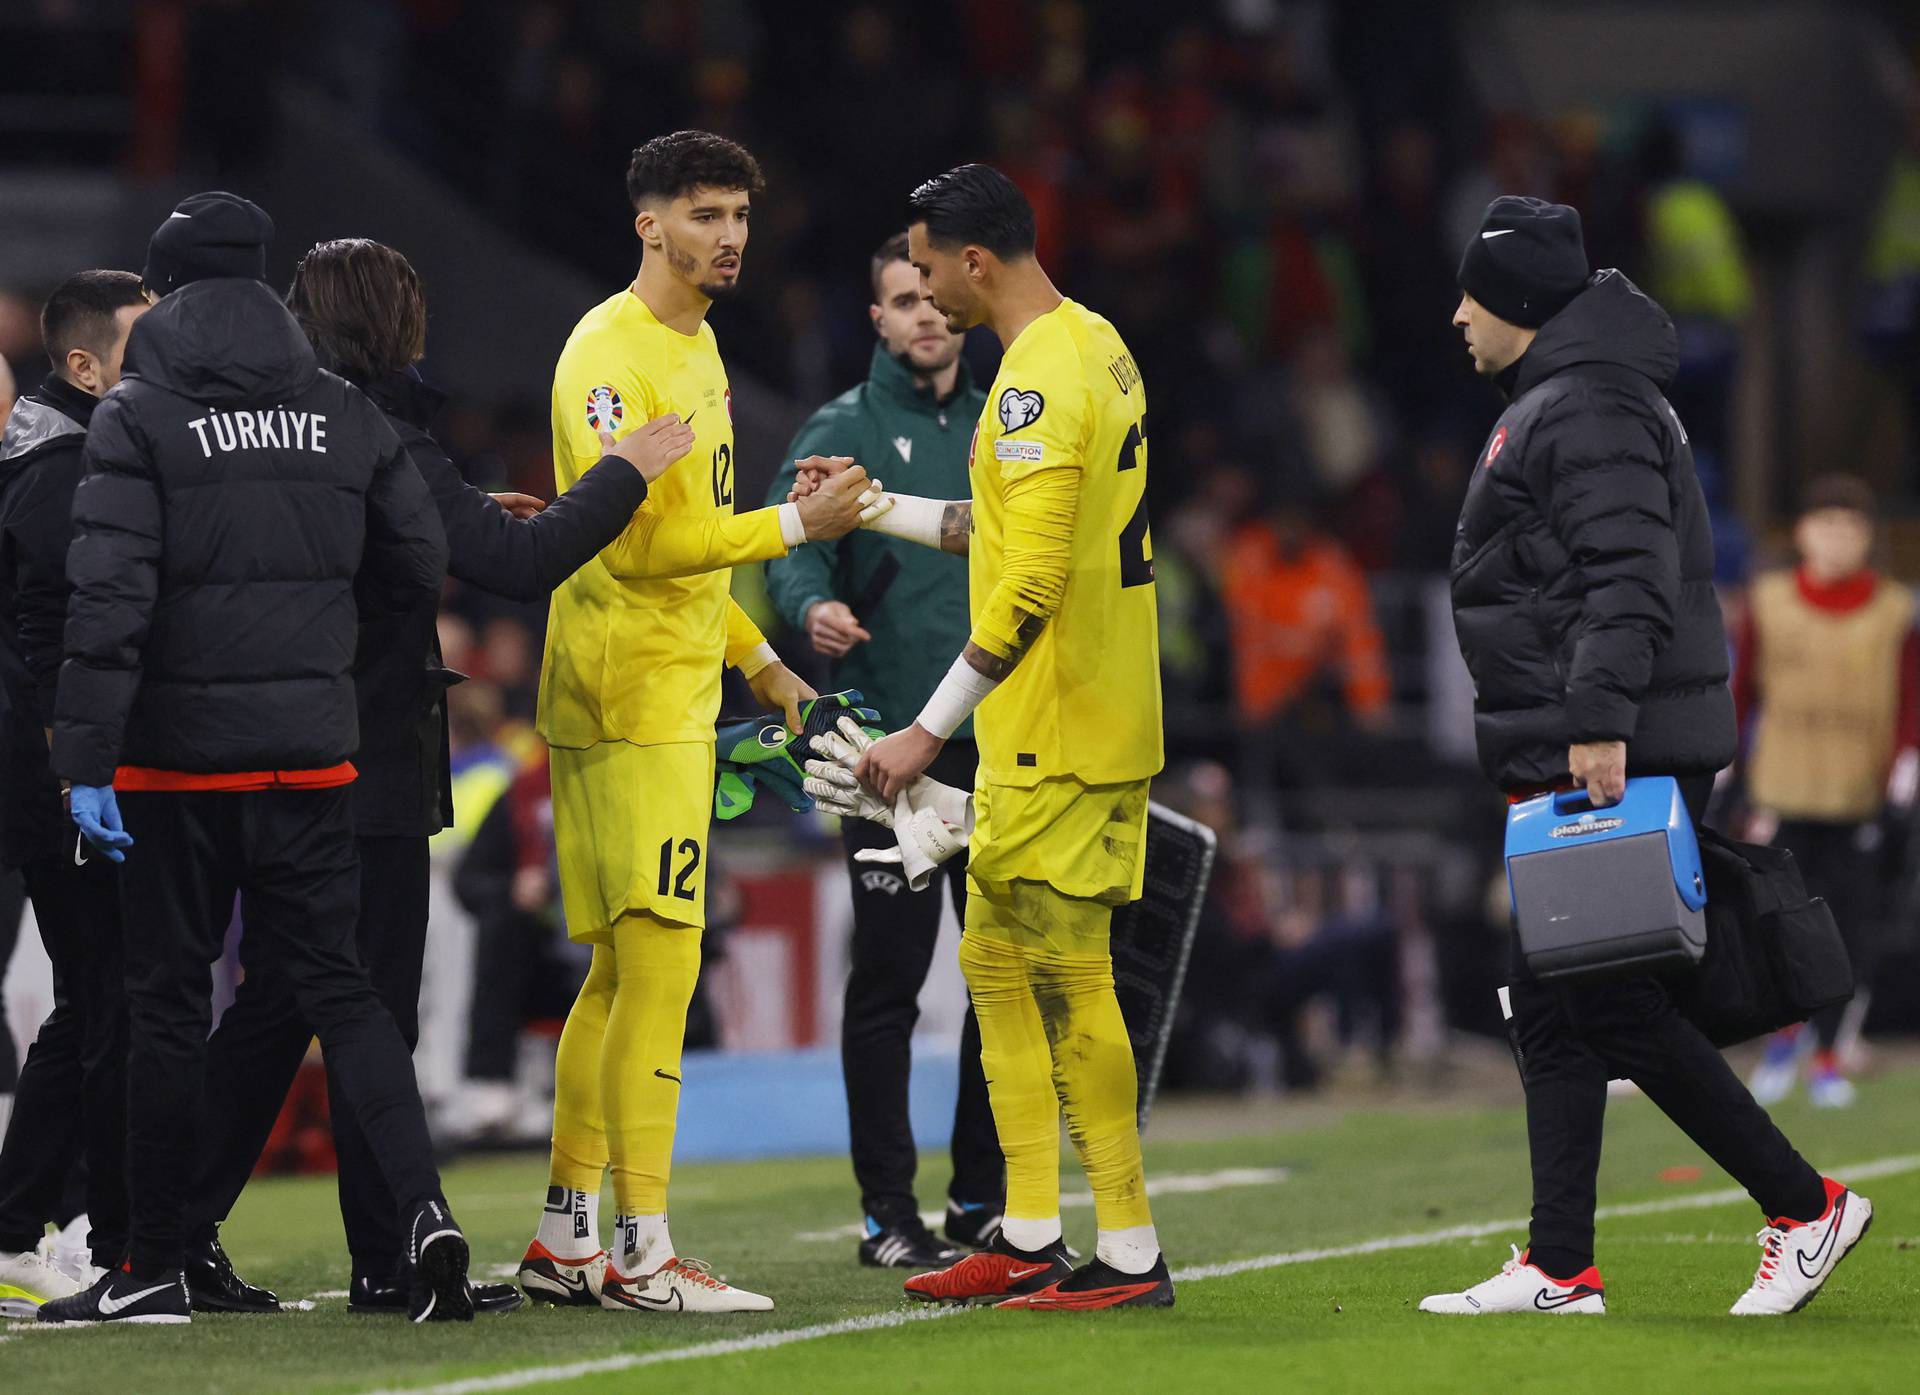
[
  {"x1": 586, "y1": 385, "x2": 625, "y2": 432},
  {"x1": 997, "y1": 387, "x2": 1044, "y2": 432}
]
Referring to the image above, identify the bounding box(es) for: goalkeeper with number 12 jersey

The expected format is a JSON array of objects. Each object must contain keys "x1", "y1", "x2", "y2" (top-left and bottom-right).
[
  {"x1": 806, "y1": 162, "x2": 1172, "y2": 1310},
  {"x1": 519, "y1": 129, "x2": 873, "y2": 1317}
]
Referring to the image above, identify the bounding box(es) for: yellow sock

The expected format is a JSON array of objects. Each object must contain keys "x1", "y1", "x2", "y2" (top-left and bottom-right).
[
  {"x1": 1027, "y1": 944, "x2": 1153, "y2": 1233},
  {"x1": 958, "y1": 932, "x2": 1061, "y2": 1226},
  {"x1": 601, "y1": 910, "x2": 702, "y2": 1215},
  {"x1": 549, "y1": 943, "x2": 616, "y2": 1193}
]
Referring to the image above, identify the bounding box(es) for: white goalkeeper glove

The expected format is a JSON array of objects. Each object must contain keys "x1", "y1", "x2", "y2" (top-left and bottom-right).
[{"x1": 804, "y1": 716, "x2": 971, "y2": 890}]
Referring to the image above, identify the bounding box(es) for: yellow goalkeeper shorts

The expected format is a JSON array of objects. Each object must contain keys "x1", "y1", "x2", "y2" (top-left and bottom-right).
[
  {"x1": 967, "y1": 775, "x2": 1150, "y2": 907},
  {"x1": 550, "y1": 740, "x2": 714, "y2": 943}
]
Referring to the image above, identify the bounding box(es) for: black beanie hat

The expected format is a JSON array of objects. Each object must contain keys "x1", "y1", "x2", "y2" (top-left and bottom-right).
[
  {"x1": 142, "y1": 191, "x2": 275, "y2": 298},
  {"x1": 1457, "y1": 195, "x2": 1589, "y2": 329}
]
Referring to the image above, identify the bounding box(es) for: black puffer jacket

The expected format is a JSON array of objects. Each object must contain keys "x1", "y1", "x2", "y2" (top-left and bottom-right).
[
  {"x1": 0, "y1": 376, "x2": 98, "y2": 864},
  {"x1": 351, "y1": 369, "x2": 649, "y2": 838},
  {"x1": 1450, "y1": 269, "x2": 1735, "y2": 791},
  {"x1": 51, "y1": 279, "x2": 447, "y2": 787}
]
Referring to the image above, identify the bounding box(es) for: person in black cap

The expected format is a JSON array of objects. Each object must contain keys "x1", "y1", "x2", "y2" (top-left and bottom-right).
[
  {"x1": 1421, "y1": 196, "x2": 1870, "y2": 1318},
  {"x1": 38, "y1": 192, "x2": 475, "y2": 1325}
]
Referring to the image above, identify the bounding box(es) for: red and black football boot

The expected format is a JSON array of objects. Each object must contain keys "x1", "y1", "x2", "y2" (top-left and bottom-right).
[
  {"x1": 903, "y1": 1233, "x2": 1074, "y2": 1304},
  {"x1": 997, "y1": 1253, "x2": 1175, "y2": 1310}
]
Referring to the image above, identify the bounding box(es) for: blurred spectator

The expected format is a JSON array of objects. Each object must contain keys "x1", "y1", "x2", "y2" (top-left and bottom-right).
[
  {"x1": 1157, "y1": 761, "x2": 1400, "y2": 1093},
  {"x1": 1735, "y1": 475, "x2": 1918, "y2": 1109},
  {"x1": 0, "y1": 356, "x2": 13, "y2": 426},
  {"x1": 1639, "y1": 121, "x2": 1753, "y2": 473},
  {"x1": 1862, "y1": 103, "x2": 1920, "y2": 478},
  {"x1": 1219, "y1": 473, "x2": 1391, "y2": 744},
  {"x1": 452, "y1": 748, "x2": 583, "y2": 1144}
]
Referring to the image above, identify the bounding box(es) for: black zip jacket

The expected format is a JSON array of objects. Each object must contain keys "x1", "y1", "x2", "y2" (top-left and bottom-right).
[
  {"x1": 350, "y1": 369, "x2": 648, "y2": 838},
  {"x1": 50, "y1": 278, "x2": 448, "y2": 788},
  {"x1": 1450, "y1": 270, "x2": 1736, "y2": 791},
  {"x1": 0, "y1": 376, "x2": 99, "y2": 864}
]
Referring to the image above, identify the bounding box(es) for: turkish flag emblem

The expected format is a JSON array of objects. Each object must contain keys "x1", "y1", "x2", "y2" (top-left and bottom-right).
[{"x1": 1484, "y1": 426, "x2": 1508, "y2": 468}]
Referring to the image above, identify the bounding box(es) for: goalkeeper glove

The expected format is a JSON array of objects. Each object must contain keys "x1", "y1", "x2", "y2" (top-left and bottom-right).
[
  {"x1": 805, "y1": 716, "x2": 970, "y2": 890},
  {"x1": 795, "y1": 689, "x2": 884, "y2": 749},
  {"x1": 713, "y1": 713, "x2": 813, "y2": 819}
]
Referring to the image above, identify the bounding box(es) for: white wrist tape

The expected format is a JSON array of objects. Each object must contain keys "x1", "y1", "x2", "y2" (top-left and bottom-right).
[
  {"x1": 736, "y1": 641, "x2": 778, "y2": 679},
  {"x1": 916, "y1": 653, "x2": 1000, "y2": 740},
  {"x1": 864, "y1": 492, "x2": 943, "y2": 548},
  {"x1": 777, "y1": 501, "x2": 807, "y2": 548}
]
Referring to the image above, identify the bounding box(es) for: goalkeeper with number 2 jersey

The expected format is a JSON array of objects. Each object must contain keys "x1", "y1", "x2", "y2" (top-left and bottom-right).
[
  {"x1": 520, "y1": 130, "x2": 874, "y2": 1317},
  {"x1": 798, "y1": 163, "x2": 1171, "y2": 1310}
]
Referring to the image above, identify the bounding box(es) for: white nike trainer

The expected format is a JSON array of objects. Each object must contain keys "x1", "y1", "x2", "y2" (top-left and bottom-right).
[
  {"x1": 0, "y1": 1246, "x2": 84, "y2": 1317},
  {"x1": 1419, "y1": 1246, "x2": 1606, "y2": 1315},
  {"x1": 600, "y1": 1256, "x2": 773, "y2": 1313},
  {"x1": 1730, "y1": 1177, "x2": 1872, "y2": 1316}
]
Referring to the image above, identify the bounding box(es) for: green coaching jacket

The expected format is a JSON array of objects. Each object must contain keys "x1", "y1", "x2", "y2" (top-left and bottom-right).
[{"x1": 765, "y1": 343, "x2": 982, "y2": 740}]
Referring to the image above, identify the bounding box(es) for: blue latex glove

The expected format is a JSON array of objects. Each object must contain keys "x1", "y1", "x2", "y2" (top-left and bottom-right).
[{"x1": 70, "y1": 783, "x2": 133, "y2": 862}]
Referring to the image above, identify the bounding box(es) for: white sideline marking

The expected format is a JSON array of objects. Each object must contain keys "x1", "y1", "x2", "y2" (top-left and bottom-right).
[
  {"x1": 359, "y1": 1307, "x2": 962, "y2": 1394},
  {"x1": 795, "y1": 1166, "x2": 1293, "y2": 1242}
]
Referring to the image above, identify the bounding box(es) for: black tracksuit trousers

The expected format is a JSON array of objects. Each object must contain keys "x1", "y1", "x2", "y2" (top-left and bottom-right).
[
  {"x1": 1513, "y1": 777, "x2": 1826, "y2": 1267},
  {"x1": 188, "y1": 835, "x2": 430, "y2": 1281},
  {"x1": 1773, "y1": 819, "x2": 1879, "y2": 1049},
  {"x1": 117, "y1": 790, "x2": 440, "y2": 1275},
  {"x1": 0, "y1": 848, "x2": 128, "y2": 1267},
  {"x1": 840, "y1": 741, "x2": 1002, "y2": 1224}
]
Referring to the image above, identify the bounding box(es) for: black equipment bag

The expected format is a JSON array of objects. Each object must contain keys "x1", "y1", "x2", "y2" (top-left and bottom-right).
[{"x1": 1673, "y1": 828, "x2": 1854, "y2": 1047}]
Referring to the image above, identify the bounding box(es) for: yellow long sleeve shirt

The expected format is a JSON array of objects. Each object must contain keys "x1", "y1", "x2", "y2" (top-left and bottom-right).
[{"x1": 538, "y1": 289, "x2": 784, "y2": 748}]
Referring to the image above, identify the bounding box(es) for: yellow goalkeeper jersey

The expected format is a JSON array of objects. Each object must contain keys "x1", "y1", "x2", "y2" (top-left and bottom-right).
[
  {"x1": 538, "y1": 288, "x2": 786, "y2": 749},
  {"x1": 968, "y1": 298, "x2": 1163, "y2": 787}
]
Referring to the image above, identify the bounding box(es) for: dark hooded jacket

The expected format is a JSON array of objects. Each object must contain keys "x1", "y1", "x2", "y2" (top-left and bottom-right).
[
  {"x1": 1450, "y1": 269, "x2": 1736, "y2": 791},
  {"x1": 0, "y1": 375, "x2": 99, "y2": 864},
  {"x1": 50, "y1": 278, "x2": 447, "y2": 788},
  {"x1": 350, "y1": 368, "x2": 648, "y2": 838}
]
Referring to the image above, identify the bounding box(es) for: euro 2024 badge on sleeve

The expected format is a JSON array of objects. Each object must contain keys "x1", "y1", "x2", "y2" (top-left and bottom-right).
[{"x1": 586, "y1": 384, "x2": 624, "y2": 433}]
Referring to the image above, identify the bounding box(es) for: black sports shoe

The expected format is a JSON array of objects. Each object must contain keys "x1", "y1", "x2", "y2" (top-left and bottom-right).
[
  {"x1": 350, "y1": 1272, "x2": 525, "y2": 1316},
  {"x1": 859, "y1": 1214, "x2": 963, "y2": 1269},
  {"x1": 405, "y1": 1199, "x2": 474, "y2": 1323},
  {"x1": 187, "y1": 1231, "x2": 280, "y2": 1314},
  {"x1": 997, "y1": 1253, "x2": 1175, "y2": 1310},
  {"x1": 38, "y1": 1266, "x2": 192, "y2": 1325},
  {"x1": 945, "y1": 1199, "x2": 1004, "y2": 1250}
]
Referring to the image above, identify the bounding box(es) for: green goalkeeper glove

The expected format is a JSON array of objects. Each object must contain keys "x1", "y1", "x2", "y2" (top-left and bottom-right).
[{"x1": 713, "y1": 713, "x2": 812, "y2": 820}]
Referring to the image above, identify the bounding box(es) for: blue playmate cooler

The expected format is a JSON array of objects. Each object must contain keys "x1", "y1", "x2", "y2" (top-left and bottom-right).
[{"x1": 1505, "y1": 777, "x2": 1708, "y2": 982}]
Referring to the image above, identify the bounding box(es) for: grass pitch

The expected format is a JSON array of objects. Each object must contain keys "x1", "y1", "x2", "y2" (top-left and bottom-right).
[{"x1": 8, "y1": 1062, "x2": 1919, "y2": 1395}]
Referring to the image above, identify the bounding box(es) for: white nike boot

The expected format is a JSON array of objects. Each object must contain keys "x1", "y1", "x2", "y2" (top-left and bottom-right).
[
  {"x1": 517, "y1": 1240, "x2": 608, "y2": 1306},
  {"x1": 1730, "y1": 1177, "x2": 1872, "y2": 1315},
  {"x1": 1419, "y1": 1246, "x2": 1606, "y2": 1315},
  {"x1": 0, "y1": 1246, "x2": 84, "y2": 1317},
  {"x1": 600, "y1": 1256, "x2": 773, "y2": 1313}
]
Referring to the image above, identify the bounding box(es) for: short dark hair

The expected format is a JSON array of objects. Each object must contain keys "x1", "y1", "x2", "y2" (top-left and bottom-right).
[
  {"x1": 41, "y1": 270, "x2": 145, "y2": 366},
  {"x1": 906, "y1": 164, "x2": 1036, "y2": 259},
  {"x1": 626, "y1": 130, "x2": 765, "y2": 209},
  {"x1": 1800, "y1": 473, "x2": 1876, "y2": 519},
  {"x1": 870, "y1": 231, "x2": 911, "y2": 300},
  {"x1": 286, "y1": 239, "x2": 428, "y2": 382}
]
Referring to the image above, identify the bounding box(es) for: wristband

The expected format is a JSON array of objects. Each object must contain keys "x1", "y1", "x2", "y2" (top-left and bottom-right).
[
  {"x1": 865, "y1": 492, "x2": 943, "y2": 549},
  {"x1": 777, "y1": 501, "x2": 806, "y2": 548},
  {"x1": 916, "y1": 653, "x2": 1000, "y2": 740},
  {"x1": 736, "y1": 641, "x2": 778, "y2": 680}
]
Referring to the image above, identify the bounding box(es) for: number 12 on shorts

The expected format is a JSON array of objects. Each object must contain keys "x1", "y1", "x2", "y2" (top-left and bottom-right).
[{"x1": 657, "y1": 836, "x2": 702, "y2": 900}]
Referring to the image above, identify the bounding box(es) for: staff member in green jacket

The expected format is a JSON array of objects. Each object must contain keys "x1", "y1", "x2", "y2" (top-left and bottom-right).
[{"x1": 766, "y1": 233, "x2": 1002, "y2": 1269}]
